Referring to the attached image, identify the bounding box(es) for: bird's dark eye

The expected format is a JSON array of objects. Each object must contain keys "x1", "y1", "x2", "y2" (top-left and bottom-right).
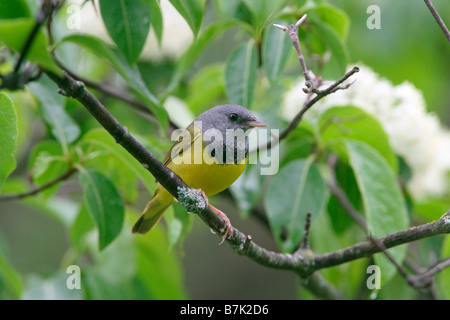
[{"x1": 229, "y1": 113, "x2": 238, "y2": 122}]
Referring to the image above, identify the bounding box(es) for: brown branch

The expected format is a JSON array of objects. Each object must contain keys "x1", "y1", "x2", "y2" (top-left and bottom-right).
[
  {"x1": 0, "y1": 168, "x2": 76, "y2": 201},
  {"x1": 54, "y1": 58, "x2": 178, "y2": 131},
  {"x1": 424, "y1": 0, "x2": 450, "y2": 42}
]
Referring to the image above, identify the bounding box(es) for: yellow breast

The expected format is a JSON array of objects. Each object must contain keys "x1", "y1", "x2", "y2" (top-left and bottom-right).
[{"x1": 166, "y1": 144, "x2": 247, "y2": 197}]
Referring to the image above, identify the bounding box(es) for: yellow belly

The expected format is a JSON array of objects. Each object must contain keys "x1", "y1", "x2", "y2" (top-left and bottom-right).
[{"x1": 167, "y1": 149, "x2": 247, "y2": 197}]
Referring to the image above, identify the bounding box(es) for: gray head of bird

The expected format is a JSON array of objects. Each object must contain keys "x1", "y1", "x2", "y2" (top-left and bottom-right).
[{"x1": 196, "y1": 104, "x2": 267, "y2": 135}]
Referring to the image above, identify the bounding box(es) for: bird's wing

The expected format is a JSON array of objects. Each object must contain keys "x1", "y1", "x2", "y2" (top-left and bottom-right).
[{"x1": 162, "y1": 122, "x2": 203, "y2": 166}]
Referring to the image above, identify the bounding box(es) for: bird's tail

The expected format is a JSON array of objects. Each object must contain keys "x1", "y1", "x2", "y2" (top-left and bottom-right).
[{"x1": 132, "y1": 188, "x2": 173, "y2": 234}]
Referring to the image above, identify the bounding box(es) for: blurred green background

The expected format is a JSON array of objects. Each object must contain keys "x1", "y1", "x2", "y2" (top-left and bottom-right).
[{"x1": 0, "y1": 0, "x2": 449, "y2": 299}]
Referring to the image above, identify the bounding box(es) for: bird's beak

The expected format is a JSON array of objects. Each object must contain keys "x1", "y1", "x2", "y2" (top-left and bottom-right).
[{"x1": 246, "y1": 119, "x2": 268, "y2": 128}]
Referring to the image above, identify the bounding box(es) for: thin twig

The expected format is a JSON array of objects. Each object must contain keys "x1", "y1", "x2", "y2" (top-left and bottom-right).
[
  {"x1": 300, "y1": 212, "x2": 312, "y2": 250},
  {"x1": 275, "y1": 15, "x2": 312, "y2": 90},
  {"x1": 13, "y1": 9, "x2": 47, "y2": 74},
  {"x1": 424, "y1": 0, "x2": 450, "y2": 42},
  {"x1": 261, "y1": 66, "x2": 359, "y2": 151},
  {"x1": 0, "y1": 168, "x2": 76, "y2": 201}
]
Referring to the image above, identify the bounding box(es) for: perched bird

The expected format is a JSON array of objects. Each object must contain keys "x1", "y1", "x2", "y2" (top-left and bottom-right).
[{"x1": 132, "y1": 104, "x2": 267, "y2": 240}]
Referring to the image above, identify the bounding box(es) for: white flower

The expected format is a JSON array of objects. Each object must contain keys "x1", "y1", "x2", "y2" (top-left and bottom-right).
[
  {"x1": 67, "y1": 0, "x2": 193, "y2": 61},
  {"x1": 281, "y1": 64, "x2": 450, "y2": 199}
]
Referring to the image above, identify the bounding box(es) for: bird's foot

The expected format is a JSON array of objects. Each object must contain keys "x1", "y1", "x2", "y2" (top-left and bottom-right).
[{"x1": 196, "y1": 189, "x2": 232, "y2": 244}]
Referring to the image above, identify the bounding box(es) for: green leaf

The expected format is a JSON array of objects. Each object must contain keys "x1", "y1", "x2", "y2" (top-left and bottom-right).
[
  {"x1": 99, "y1": 0, "x2": 152, "y2": 64},
  {"x1": 70, "y1": 203, "x2": 95, "y2": 251},
  {"x1": 80, "y1": 128, "x2": 157, "y2": 195},
  {"x1": 186, "y1": 63, "x2": 225, "y2": 114},
  {"x1": 346, "y1": 140, "x2": 408, "y2": 284},
  {"x1": 169, "y1": 0, "x2": 204, "y2": 37},
  {"x1": 305, "y1": 4, "x2": 350, "y2": 40},
  {"x1": 60, "y1": 34, "x2": 167, "y2": 131},
  {"x1": 0, "y1": 18, "x2": 60, "y2": 74},
  {"x1": 27, "y1": 140, "x2": 68, "y2": 198},
  {"x1": 168, "y1": 20, "x2": 237, "y2": 93},
  {"x1": 149, "y1": 0, "x2": 163, "y2": 46},
  {"x1": 79, "y1": 169, "x2": 124, "y2": 251},
  {"x1": 0, "y1": 93, "x2": 18, "y2": 190},
  {"x1": 306, "y1": 15, "x2": 348, "y2": 79},
  {"x1": 225, "y1": 39, "x2": 258, "y2": 108},
  {"x1": 213, "y1": 0, "x2": 240, "y2": 20},
  {"x1": 165, "y1": 202, "x2": 193, "y2": 250},
  {"x1": 326, "y1": 159, "x2": 362, "y2": 234},
  {"x1": 0, "y1": 0, "x2": 30, "y2": 19},
  {"x1": 0, "y1": 242, "x2": 23, "y2": 299},
  {"x1": 241, "y1": 0, "x2": 286, "y2": 36},
  {"x1": 438, "y1": 235, "x2": 450, "y2": 299},
  {"x1": 28, "y1": 75, "x2": 80, "y2": 149},
  {"x1": 319, "y1": 106, "x2": 397, "y2": 172},
  {"x1": 262, "y1": 19, "x2": 292, "y2": 84},
  {"x1": 229, "y1": 163, "x2": 267, "y2": 217},
  {"x1": 82, "y1": 223, "x2": 140, "y2": 299},
  {"x1": 136, "y1": 224, "x2": 188, "y2": 299},
  {"x1": 265, "y1": 158, "x2": 327, "y2": 252}
]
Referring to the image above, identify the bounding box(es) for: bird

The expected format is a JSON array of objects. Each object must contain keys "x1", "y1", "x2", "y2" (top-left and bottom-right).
[{"x1": 132, "y1": 104, "x2": 267, "y2": 241}]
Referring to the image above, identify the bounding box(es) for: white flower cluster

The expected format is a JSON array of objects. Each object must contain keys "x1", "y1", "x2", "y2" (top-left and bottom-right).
[
  {"x1": 281, "y1": 65, "x2": 450, "y2": 200},
  {"x1": 68, "y1": 0, "x2": 193, "y2": 61}
]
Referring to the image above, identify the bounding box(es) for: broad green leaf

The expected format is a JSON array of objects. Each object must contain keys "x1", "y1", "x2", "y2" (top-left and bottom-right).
[
  {"x1": 28, "y1": 75, "x2": 80, "y2": 149},
  {"x1": 149, "y1": 0, "x2": 163, "y2": 46},
  {"x1": 230, "y1": 162, "x2": 267, "y2": 218},
  {"x1": 79, "y1": 169, "x2": 124, "y2": 251},
  {"x1": 165, "y1": 202, "x2": 193, "y2": 250},
  {"x1": 262, "y1": 19, "x2": 292, "y2": 84},
  {"x1": 241, "y1": 0, "x2": 286, "y2": 36},
  {"x1": 225, "y1": 39, "x2": 258, "y2": 108},
  {"x1": 438, "y1": 235, "x2": 450, "y2": 299},
  {"x1": 99, "y1": 0, "x2": 152, "y2": 64},
  {"x1": 27, "y1": 140, "x2": 68, "y2": 198},
  {"x1": 213, "y1": 0, "x2": 240, "y2": 20},
  {"x1": 306, "y1": 15, "x2": 348, "y2": 79},
  {"x1": 84, "y1": 223, "x2": 137, "y2": 284},
  {"x1": 278, "y1": 122, "x2": 315, "y2": 168},
  {"x1": 346, "y1": 140, "x2": 408, "y2": 284},
  {"x1": 136, "y1": 223, "x2": 188, "y2": 299},
  {"x1": 169, "y1": 0, "x2": 204, "y2": 37},
  {"x1": 319, "y1": 106, "x2": 397, "y2": 172},
  {"x1": 305, "y1": 4, "x2": 350, "y2": 40},
  {"x1": 70, "y1": 203, "x2": 95, "y2": 251},
  {"x1": 0, "y1": 248, "x2": 23, "y2": 299},
  {"x1": 168, "y1": 20, "x2": 237, "y2": 93},
  {"x1": 80, "y1": 128, "x2": 157, "y2": 195},
  {"x1": 0, "y1": 18, "x2": 60, "y2": 74},
  {"x1": 265, "y1": 158, "x2": 327, "y2": 252},
  {"x1": 326, "y1": 159, "x2": 362, "y2": 234},
  {"x1": 186, "y1": 63, "x2": 225, "y2": 114},
  {"x1": 415, "y1": 198, "x2": 450, "y2": 222},
  {"x1": 0, "y1": 0, "x2": 30, "y2": 19},
  {"x1": 59, "y1": 34, "x2": 167, "y2": 131},
  {"x1": 0, "y1": 93, "x2": 18, "y2": 189}
]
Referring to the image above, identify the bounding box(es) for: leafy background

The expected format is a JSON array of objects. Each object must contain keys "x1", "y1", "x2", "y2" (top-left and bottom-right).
[{"x1": 0, "y1": 0, "x2": 449, "y2": 299}]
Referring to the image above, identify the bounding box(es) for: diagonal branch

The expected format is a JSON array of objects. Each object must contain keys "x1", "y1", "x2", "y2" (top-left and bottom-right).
[
  {"x1": 0, "y1": 167, "x2": 77, "y2": 201},
  {"x1": 424, "y1": 0, "x2": 450, "y2": 42}
]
